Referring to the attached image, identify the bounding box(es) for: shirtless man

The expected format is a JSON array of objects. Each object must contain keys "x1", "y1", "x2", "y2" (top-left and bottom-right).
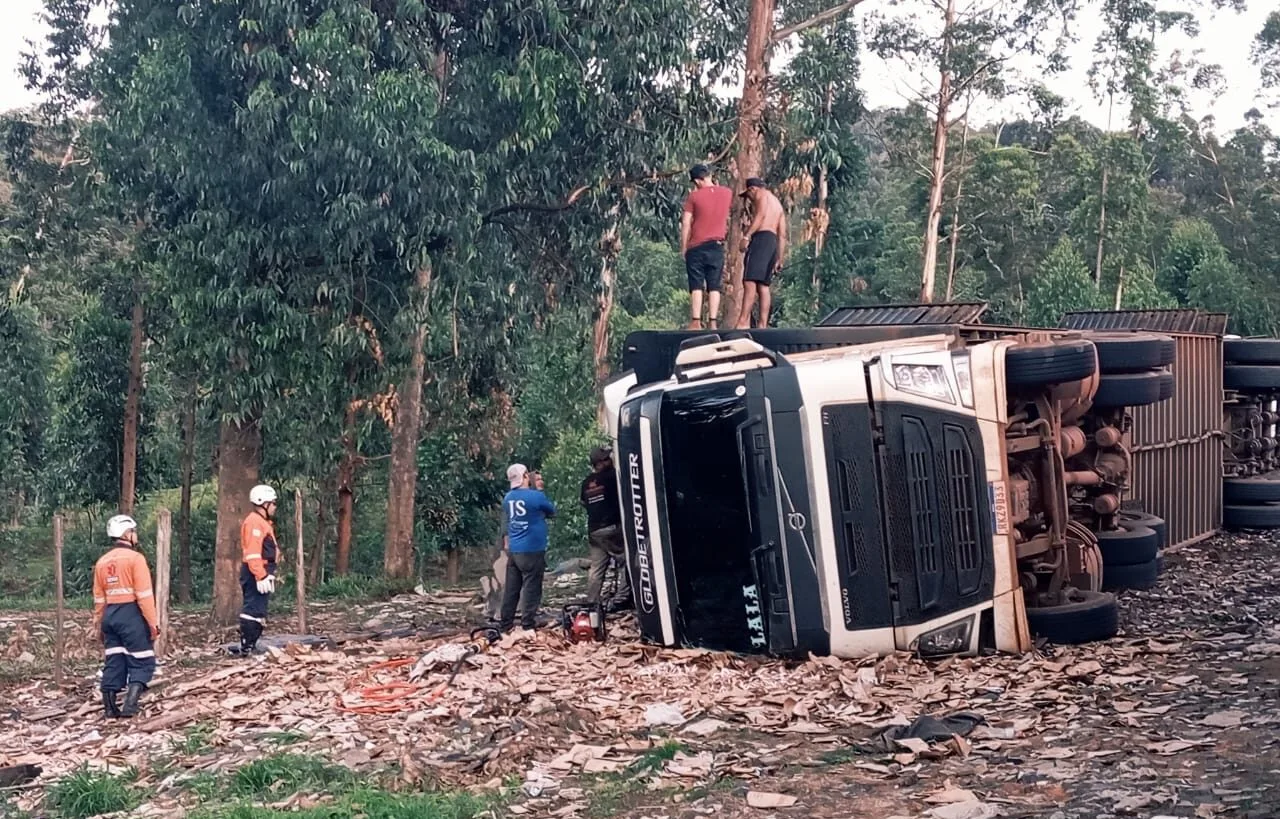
[{"x1": 734, "y1": 178, "x2": 787, "y2": 329}]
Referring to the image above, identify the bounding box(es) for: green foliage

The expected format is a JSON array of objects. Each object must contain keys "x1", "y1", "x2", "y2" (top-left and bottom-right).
[
  {"x1": 310, "y1": 575, "x2": 416, "y2": 601},
  {"x1": 191, "y1": 788, "x2": 495, "y2": 819},
  {"x1": 46, "y1": 766, "x2": 141, "y2": 819},
  {"x1": 0, "y1": 301, "x2": 47, "y2": 517},
  {"x1": 231, "y1": 754, "x2": 354, "y2": 799},
  {"x1": 1026, "y1": 238, "x2": 1104, "y2": 328}
]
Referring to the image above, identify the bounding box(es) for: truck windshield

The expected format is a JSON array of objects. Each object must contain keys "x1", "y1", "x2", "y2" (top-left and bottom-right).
[{"x1": 659, "y1": 381, "x2": 759, "y2": 651}]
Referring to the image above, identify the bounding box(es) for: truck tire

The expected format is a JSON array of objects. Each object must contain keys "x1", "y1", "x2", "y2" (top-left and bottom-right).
[
  {"x1": 1157, "y1": 371, "x2": 1175, "y2": 401},
  {"x1": 1224, "y1": 365, "x2": 1280, "y2": 392},
  {"x1": 1224, "y1": 338, "x2": 1280, "y2": 365},
  {"x1": 1088, "y1": 333, "x2": 1169, "y2": 373},
  {"x1": 1026, "y1": 590, "x2": 1119, "y2": 645},
  {"x1": 1157, "y1": 336, "x2": 1176, "y2": 367},
  {"x1": 1097, "y1": 523, "x2": 1159, "y2": 566},
  {"x1": 1005, "y1": 341, "x2": 1097, "y2": 387},
  {"x1": 1102, "y1": 559, "x2": 1160, "y2": 591},
  {"x1": 1223, "y1": 502, "x2": 1280, "y2": 529},
  {"x1": 1092, "y1": 370, "x2": 1164, "y2": 408},
  {"x1": 1118, "y1": 511, "x2": 1167, "y2": 549},
  {"x1": 1223, "y1": 476, "x2": 1280, "y2": 504}
]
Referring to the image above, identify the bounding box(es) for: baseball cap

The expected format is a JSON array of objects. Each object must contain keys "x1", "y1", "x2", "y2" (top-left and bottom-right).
[
  {"x1": 589, "y1": 446, "x2": 613, "y2": 465},
  {"x1": 740, "y1": 177, "x2": 766, "y2": 196},
  {"x1": 506, "y1": 463, "x2": 529, "y2": 489},
  {"x1": 689, "y1": 163, "x2": 711, "y2": 181}
]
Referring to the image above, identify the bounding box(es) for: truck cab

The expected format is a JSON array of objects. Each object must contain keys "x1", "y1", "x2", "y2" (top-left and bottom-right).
[{"x1": 604, "y1": 310, "x2": 1172, "y2": 659}]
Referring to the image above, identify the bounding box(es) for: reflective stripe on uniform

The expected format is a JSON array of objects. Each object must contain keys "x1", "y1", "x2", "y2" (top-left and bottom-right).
[
  {"x1": 239, "y1": 613, "x2": 265, "y2": 624},
  {"x1": 136, "y1": 590, "x2": 153, "y2": 598},
  {"x1": 244, "y1": 553, "x2": 261, "y2": 561},
  {"x1": 106, "y1": 587, "x2": 136, "y2": 596},
  {"x1": 104, "y1": 646, "x2": 128, "y2": 656},
  {"x1": 94, "y1": 597, "x2": 106, "y2": 604},
  {"x1": 129, "y1": 649, "x2": 155, "y2": 658}
]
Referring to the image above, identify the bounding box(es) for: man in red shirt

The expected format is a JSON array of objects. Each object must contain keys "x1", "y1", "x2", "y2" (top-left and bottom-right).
[{"x1": 680, "y1": 164, "x2": 733, "y2": 330}]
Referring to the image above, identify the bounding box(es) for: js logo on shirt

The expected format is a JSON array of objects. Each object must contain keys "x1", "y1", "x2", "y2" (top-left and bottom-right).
[{"x1": 507, "y1": 500, "x2": 527, "y2": 517}]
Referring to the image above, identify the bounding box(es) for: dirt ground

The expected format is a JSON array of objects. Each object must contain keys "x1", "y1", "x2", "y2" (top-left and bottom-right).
[{"x1": 3, "y1": 532, "x2": 1280, "y2": 818}]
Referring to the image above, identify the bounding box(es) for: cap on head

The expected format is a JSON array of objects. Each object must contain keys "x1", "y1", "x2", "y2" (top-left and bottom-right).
[
  {"x1": 507, "y1": 463, "x2": 529, "y2": 489},
  {"x1": 250, "y1": 484, "x2": 278, "y2": 506},
  {"x1": 689, "y1": 163, "x2": 711, "y2": 182},
  {"x1": 740, "y1": 177, "x2": 766, "y2": 197},
  {"x1": 107, "y1": 514, "x2": 138, "y2": 540},
  {"x1": 589, "y1": 445, "x2": 613, "y2": 466}
]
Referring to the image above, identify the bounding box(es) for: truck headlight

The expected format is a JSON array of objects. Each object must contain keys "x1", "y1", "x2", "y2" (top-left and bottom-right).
[
  {"x1": 891, "y1": 363, "x2": 955, "y2": 404},
  {"x1": 952, "y1": 353, "x2": 974, "y2": 408},
  {"x1": 913, "y1": 617, "x2": 973, "y2": 657}
]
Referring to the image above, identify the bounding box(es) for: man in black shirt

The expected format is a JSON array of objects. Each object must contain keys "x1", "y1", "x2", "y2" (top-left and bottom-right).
[{"x1": 580, "y1": 446, "x2": 632, "y2": 611}]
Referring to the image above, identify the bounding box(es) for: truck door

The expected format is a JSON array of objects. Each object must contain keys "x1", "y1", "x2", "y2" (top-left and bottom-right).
[{"x1": 866, "y1": 350, "x2": 996, "y2": 652}]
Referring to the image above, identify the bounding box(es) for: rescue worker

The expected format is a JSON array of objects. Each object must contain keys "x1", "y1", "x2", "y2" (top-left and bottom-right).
[
  {"x1": 580, "y1": 446, "x2": 632, "y2": 612},
  {"x1": 92, "y1": 514, "x2": 159, "y2": 718},
  {"x1": 239, "y1": 484, "x2": 280, "y2": 654}
]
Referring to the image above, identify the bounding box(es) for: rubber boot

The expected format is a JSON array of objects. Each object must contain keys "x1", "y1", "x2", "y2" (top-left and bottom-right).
[
  {"x1": 239, "y1": 620, "x2": 262, "y2": 655},
  {"x1": 101, "y1": 690, "x2": 121, "y2": 718},
  {"x1": 119, "y1": 682, "x2": 145, "y2": 718}
]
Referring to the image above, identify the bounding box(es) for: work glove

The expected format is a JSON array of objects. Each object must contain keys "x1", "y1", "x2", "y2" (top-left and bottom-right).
[{"x1": 256, "y1": 575, "x2": 275, "y2": 594}]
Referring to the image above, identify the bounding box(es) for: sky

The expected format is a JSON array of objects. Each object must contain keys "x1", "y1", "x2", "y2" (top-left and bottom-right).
[{"x1": 0, "y1": 0, "x2": 1275, "y2": 134}]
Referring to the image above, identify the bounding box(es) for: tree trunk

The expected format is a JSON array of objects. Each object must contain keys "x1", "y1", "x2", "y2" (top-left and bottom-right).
[
  {"x1": 919, "y1": 0, "x2": 956, "y2": 304},
  {"x1": 308, "y1": 494, "x2": 328, "y2": 587},
  {"x1": 120, "y1": 292, "x2": 144, "y2": 514},
  {"x1": 721, "y1": 0, "x2": 777, "y2": 325},
  {"x1": 384, "y1": 263, "x2": 433, "y2": 580},
  {"x1": 177, "y1": 386, "x2": 196, "y2": 605},
  {"x1": 335, "y1": 401, "x2": 357, "y2": 576},
  {"x1": 446, "y1": 548, "x2": 461, "y2": 586},
  {"x1": 211, "y1": 417, "x2": 261, "y2": 625},
  {"x1": 810, "y1": 161, "x2": 830, "y2": 315},
  {"x1": 1094, "y1": 163, "x2": 1109, "y2": 286},
  {"x1": 594, "y1": 203, "x2": 623, "y2": 431},
  {"x1": 945, "y1": 115, "x2": 972, "y2": 301},
  {"x1": 1114, "y1": 265, "x2": 1125, "y2": 310}
]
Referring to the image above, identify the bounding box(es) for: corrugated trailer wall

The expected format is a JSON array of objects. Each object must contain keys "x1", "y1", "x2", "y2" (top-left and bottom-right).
[{"x1": 1125, "y1": 333, "x2": 1224, "y2": 550}]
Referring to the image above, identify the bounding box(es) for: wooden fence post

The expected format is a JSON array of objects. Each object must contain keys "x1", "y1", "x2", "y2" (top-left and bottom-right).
[
  {"x1": 295, "y1": 489, "x2": 307, "y2": 634},
  {"x1": 53, "y1": 513, "x2": 65, "y2": 688},
  {"x1": 155, "y1": 509, "x2": 172, "y2": 656}
]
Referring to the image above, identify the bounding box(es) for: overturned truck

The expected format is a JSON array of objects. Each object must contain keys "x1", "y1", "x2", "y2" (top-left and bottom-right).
[{"x1": 602, "y1": 303, "x2": 1177, "y2": 659}]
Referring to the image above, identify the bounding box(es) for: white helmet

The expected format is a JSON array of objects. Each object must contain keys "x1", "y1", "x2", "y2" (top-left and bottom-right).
[
  {"x1": 107, "y1": 514, "x2": 138, "y2": 539},
  {"x1": 250, "y1": 484, "x2": 278, "y2": 506}
]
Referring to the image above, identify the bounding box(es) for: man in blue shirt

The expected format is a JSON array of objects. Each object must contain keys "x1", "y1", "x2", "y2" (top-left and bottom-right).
[{"x1": 500, "y1": 463, "x2": 557, "y2": 631}]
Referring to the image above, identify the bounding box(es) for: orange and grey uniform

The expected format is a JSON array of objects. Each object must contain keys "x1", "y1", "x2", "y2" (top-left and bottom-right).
[
  {"x1": 239, "y1": 510, "x2": 278, "y2": 647},
  {"x1": 93, "y1": 543, "x2": 158, "y2": 692}
]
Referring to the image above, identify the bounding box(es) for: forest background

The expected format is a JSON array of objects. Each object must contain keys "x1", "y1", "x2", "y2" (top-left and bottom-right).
[{"x1": 1, "y1": 0, "x2": 1278, "y2": 622}]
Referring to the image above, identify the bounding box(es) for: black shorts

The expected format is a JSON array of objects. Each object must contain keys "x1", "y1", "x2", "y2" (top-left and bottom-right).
[
  {"x1": 744, "y1": 231, "x2": 779, "y2": 285},
  {"x1": 685, "y1": 241, "x2": 724, "y2": 292}
]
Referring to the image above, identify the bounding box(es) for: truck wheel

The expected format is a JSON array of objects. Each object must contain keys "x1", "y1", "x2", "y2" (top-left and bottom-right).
[
  {"x1": 1102, "y1": 559, "x2": 1160, "y2": 591},
  {"x1": 1026, "y1": 590, "x2": 1119, "y2": 645},
  {"x1": 1225, "y1": 338, "x2": 1280, "y2": 365},
  {"x1": 1118, "y1": 511, "x2": 1167, "y2": 549},
  {"x1": 1092, "y1": 370, "x2": 1164, "y2": 408},
  {"x1": 1157, "y1": 371, "x2": 1174, "y2": 401},
  {"x1": 1223, "y1": 476, "x2": 1280, "y2": 504},
  {"x1": 1224, "y1": 365, "x2": 1280, "y2": 392},
  {"x1": 1157, "y1": 336, "x2": 1176, "y2": 367},
  {"x1": 1088, "y1": 333, "x2": 1170, "y2": 373},
  {"x1": 1005, "y1": 341, "x2": 1096, "y2": 387},
  {"x1": 1223, "y1": 502, "x2": 1280, "y2": 529},
  {"x1": 1097, "y1": 523, "x2": 1159, "y2": 566}
]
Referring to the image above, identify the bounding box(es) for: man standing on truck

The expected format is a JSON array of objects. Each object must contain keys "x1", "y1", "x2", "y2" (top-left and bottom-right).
[
  {"x1": 92, "y1": 514, "x2": 159, "y2": 718},
  {"x1": 733, "y1": 177, "x2": 787, "y2": 330},
  {"x1": 580, "y1": 446, "x2": 632, "y2": 613},
  {"x1": 500, "y1": 464, "x2": 557, "y2": 632},
  {"x1": 680, "y1": 164, "x2": 733, "y2": 331},
  {"x1": 239, "y1": 484, "x2": 280, "y2": 655}
]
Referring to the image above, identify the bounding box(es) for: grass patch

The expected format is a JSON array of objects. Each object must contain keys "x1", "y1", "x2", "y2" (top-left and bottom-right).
[
  {"x1": 190, "y1": 788, "x2": 497, "y2": 818},
  {"x1": 819, "y1": 747, "x2": 857, "y2": 765},
  {"x1": 582, "y1": 742, "x2": 687, "y2": 818},
  {"x1": 183, "y1": 772, "x2": 222, "y2": 802},
  {"x1": 261, "y1": 731, "x2": 306, "y2": 747},
  {"x1": 46, "y1": 766, "x2": 141, "y2": 819},
  {"x1": 174, "y1": 722, "x2": 216, "y2": 756},
  {"x1": 311, "y1": 575, "x2": 416, "y2": 601},
  {"x1": 230, "y1": 754, "x2": 355, "y2": 799}
]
